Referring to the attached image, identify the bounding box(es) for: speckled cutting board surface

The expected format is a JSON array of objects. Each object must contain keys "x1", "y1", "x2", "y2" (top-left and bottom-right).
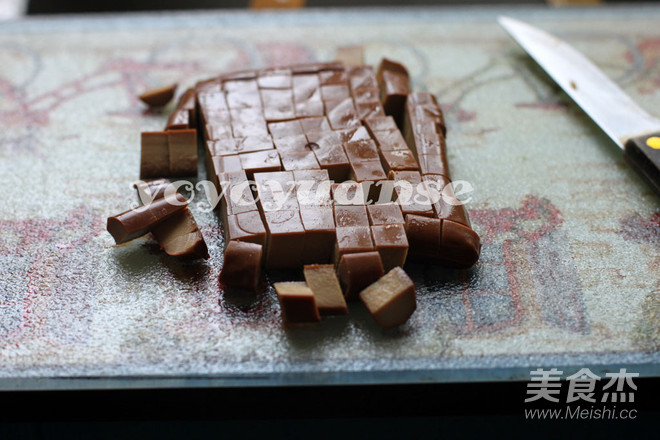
[{"x1": 1, "y1": 5, "x2": 659, "y2": 390}]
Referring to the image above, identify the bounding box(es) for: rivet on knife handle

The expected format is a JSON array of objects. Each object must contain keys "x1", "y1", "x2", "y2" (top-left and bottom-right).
[{"x1": 624, "y1": 134, "x2": 660, "y2": 196}]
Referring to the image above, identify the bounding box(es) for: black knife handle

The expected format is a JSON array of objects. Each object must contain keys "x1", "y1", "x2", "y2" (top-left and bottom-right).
[{"x1": 624, "y1": 133, "x2": 660, "y2": 196}]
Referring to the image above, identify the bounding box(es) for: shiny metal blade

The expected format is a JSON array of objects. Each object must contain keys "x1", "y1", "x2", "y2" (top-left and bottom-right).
[{"x1": 499, "y1": 16, "x2": 660, "y2": 149}]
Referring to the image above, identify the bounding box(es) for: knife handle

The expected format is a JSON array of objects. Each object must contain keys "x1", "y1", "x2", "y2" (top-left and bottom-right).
[{"x1": 624, "y1": 134, "x2": 660, "y2": 196}]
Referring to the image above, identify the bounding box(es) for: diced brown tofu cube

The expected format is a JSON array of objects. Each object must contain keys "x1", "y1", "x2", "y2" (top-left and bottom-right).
[
  {"x1": 370, "y1": 224, "x2": 409, "y2": 271},
  {"x1": 337, "y1": 251, "x2": 384, "y2": 300},
  {"x1": 223, "y1": 210, "x2": 267, "y2": 245},
  {"x1": 335, "y1": 226, "x2": 374, "y2": 263},
  {"x1": 303, "y1": 265, "x2": 348, "y2": 315},
  {"x1": 263, "y1": 210, "x2": 306, "y2": 269},
  {"x1": 366, "y1": 203, "x2": 404, "y2": 225},
  {"x1": 334, "y1": 205, "x2": 370, "y2": 227},
  {"x1": 359, "y1": 267, "x2": 416, "y2": 329},
  {"x1": 274, "y1": 282, "x2": 321, "y2": 323},
  {"x1": 300, "y1": 207, "x2": 336, "y2": 264},
  {"x1": 219, "y1": 241, "x2": 263, "y2": 292}
]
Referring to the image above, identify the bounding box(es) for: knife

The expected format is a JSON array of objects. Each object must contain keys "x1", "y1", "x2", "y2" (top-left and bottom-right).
[{"x1": 499, "y1": 16, "x2": 660, "y2": 196}]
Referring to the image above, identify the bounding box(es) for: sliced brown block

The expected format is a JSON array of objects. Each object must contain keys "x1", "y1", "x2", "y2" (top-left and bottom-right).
[
  {"x1": 294, "y1": 169, "x2": 332, "y2": 207},
  {"x1": 220, "y1": 241, "x2": 263, "y2": 292},
  {"x1": 166, "y1": 108, "x2": 190, "y2": 130},
  {"x1": 257, "y1": 69, "x2": 292, "y2": 89},
  {"x1": 303, "y1": 265, "x2": 348, "y2": 315},
  {"x1": 359, "y1": 267, "x2": 416, "y2": 329},
  {"x1": 294, "y1": 100, "x2": 325, "y2": 117},
  {"x1": 280, "y1": 150, "x2": 321, "y2": 171},
  {"x1": 335, "y1": 126, "x2": 371, "y2": 143},
  {"x1": 268, "y1": 120, "x2": 304, "y2": 139},
  {"x1": 441, "y1": 219, "x2": 481, "y2": 269},
  {"x1": 205, "y1": 123, "x2": 232, "y2": 141},
  {"x1": 263, "y1": 210, "x2": 306, "y2": 269},
  {"x1": 380, "y1": 149, "x2": 419, "y2": 173},
  {"x1": 377, "y1": 59, "x2": 410, "y2": 126},
  {"x1": 139, "y1": 84, "x2": 177, "y2": 107},
  {"x1": 299, "y1": 116, "x2": 331, "y2": 133},
  {"x1": 423, "y1": 174, "x2": 471, "y2": 227},
  {"x1": 311, "y1": 144, "x2": 350, "y2": 182},
  {"x1": 337, "y1": 251, "x2": 384, "y2": 301},
  {"x1": 355, "y1": 101, "x2": 385, "y2": 119},
  {"x1": 107, "y1": 193, "x2": 188, "y2": 244},
  {"x1": 418, "y1": 153, "x2": 450, "y2": 178},
  {"x1": 273, "y1": 134, "x2": 309, "y2": 153},
  {"x1": 348, "y1": 66, "x2": 378, "y2": 90},
  {"x1": 254, "y1": 171, "x2": 298, "y2": 212},
  {"x1": 274, "y1": 282, "x2": 321, "y2": 324},
  {"x1": 363, "y1": 116, "x2": 398, "y2": 135},
  {"x1": 390, "y1": 170, "x2": 434, "y2": 218},
  {"x1": 168, "y1": 129, "x2": 198, "y2": 176},
  {"x1": 213, "y1": 155, "x2": 243, "y2": 175},
  {"x1": 367, "y1": 203, "x2": 404, "y2": 226},
  {"x1": 292, "y1": 74, "x2": 321, "y2": 103},
  {"x1": 325, "y1": 98, "x2": 361, "y2": 130},
  {"x1": 152, "y1": 208, "x2": 209, "y2": 259},
  {"x1": 223, "y1": 210, "x2": 267, "y2": 245},
  {"x1": 335, "y1": 226, "x2": 374, "y2": 263},
  {"x1": 140, "y1": 132, "x2": 170, "y2": 178},
  {"x1": 226, "y1": 90, "x2": 262, "y2": 109},
  {"x1": 352, "y1": 86, "x2": 380, "y2": 104},
  {"x1": 334, "y1": 205, "x2": 369, "y2": 227},
  {"x1": 217, "y1": 170, "x2": 257, "y2": 216},
  {"x1": 331, "y1": 181, "x2": 368, "y2": 205},
  {"x1": 231, "y1": 108, "x2": 268, "y2": 137},
  {"x1": 344, "y1": 139, "x2": 379, "y2": 162},
  {"x1": 197, "y1": 91, "x2": 228, "y2": 114},
  {"x1": 261, "y1": 88, "x2": 295, "y2": 121},
  {"x1": 240, "y1": 150, "x2": 282, "y2": 179},
  {"x1": 321, "y1": 84, "x2": 351, "y2": 101},
  {"x1": 319, "y1": 69, "x2": 348, "y2": 85},
  {"x1": 371, "y1": 129, "x2": 409, "y2": 151},
  {"x1": 370, "y1": 224, "x2": 409, "y2": 271},
  {"x1": 300, "y1": 207, "x2": 336, "y2": 264},
  {"x1": 404, "y1": 214, "x2": 443, "y2": 260}
]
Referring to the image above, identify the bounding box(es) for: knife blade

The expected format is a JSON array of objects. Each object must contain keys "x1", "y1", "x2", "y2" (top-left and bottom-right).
[{"x1": 499, "y1": 16, "x2": 660, "y2": 196}]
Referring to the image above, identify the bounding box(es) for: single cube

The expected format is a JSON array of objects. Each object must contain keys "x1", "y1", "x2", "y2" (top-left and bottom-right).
[
  {"x1": 223, "y1": 210, "x2": 267, "y2": 246},
  {"x1": 300, "y1": 207, "x2": 336, "y2": 264},
  {"x1": 239, "y1": 150, "x2": 282, "y2": 179},
  {"x1": 217, "y1": 170, "x2": 257, "y2": 215},
  {"x1": 303, "y1": 265, "x2": 348, "y2": 315},
  {"x1": 352, "y1": 87, "x2": 380, "y2": 104},
  {"x1": 370, "y1": 224, "x2": 409, "y2": 271},
  {"x1": 371, "y1": 129, "x2": 409, "y2": 151},
  {"x1": 280, "y1": 150, "x2": 321, "y2": 171},
  {"x1": 268, "y1": 120, "x2": 304, "y2": 139},
  {"x1": 235, "y1": 135, "x2": 275, "y2": 153},
  {"x1": 311, "y1": 144, "x2": 350, "y2": 182},
  {"x1": 264, "y1": 210, "x2": 306, "y2": 269},
  {"x1": 344, "y1": 140, "x2": 380, "y2": 162},
  {"x1": 380, "y1": 149, "x2": 419, "y2": 173},
  {"x1": 337, "y1": 251, "x2": 384, "y2": 300},
  {"x1": 274, "y1": 282, "x2": 321, "y2": 324},
  {"x1": 423, "y1": 174, "x2": 471, "y2": 227},
  {"x1": 321, "y1": 84, "x2": 351, "y2": 101},
  {"x1": 219, "y1": 241, "x2": 263, "y2": 292},
  {"x1": 295, "y1": 100, "x2": 325, "y2": 117},
  {"x1": 168, "y1": 129, "x2": 198, "y2": 176},
  {"x1": 331, "y1": 181, "x2": 368, "y2": 205},
  {"x1": 258, "y1": 69, "x2": 292, "y2": 89},
  {"x1": 418, "y1": 153, "x2": 450, "y2": 178},
  {"x1": 363, "y1": 116, "x2": 398, "y2": 135},
  {"x1": 335, "y1": 226, "x2": 374, "y2": 263},
  {"x1": 295, "y1": 169, "x2": 332, "y2": 207},
  {"x1": 140, "y1": 132, "x2": 170, "y2": 178},
  {"x1": 205, "y1": 122, "x2": 232, "y2": 141},
  {"x1": 391, "y1": 170, "x2": 434, "y2": 217},
  {"x1": 299, "y1": 116, "x2": 331, "y2": 133},
  {"x1": 359, "y1": 267, "x2": 416, "y2": 329},
  {"x1": 335, "y1": 126, "x2": 371, "y2": 143},
  {"x1": 367, "y1": 203, "x2": 404, "y2": 226},
  {"x1": 355, "y1": 101, "x2": 385, "y2": 119},
  {"x1": 348, "y1": 65, "x2": 378, "y2": 90},
  {"x1": 404, "y1": 214, "x2": 442, "y2": 260},
  {"x1": 254, "y1": 171, "x2": 298, "y2": 212},
  {"x1": 273, "y1": 134, "x2": 310, "y2": 153},
  {"x1": 325, "y1": 98, "x2": 361, "y2": 130},
  {"x1": 334, "y1": 205, "x2": 369, "y2": 227}
]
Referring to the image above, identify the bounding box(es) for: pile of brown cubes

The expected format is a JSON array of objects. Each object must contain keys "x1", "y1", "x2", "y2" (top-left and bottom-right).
[{"x1": 109, "y1": 58, "x2": 481, "y2": 329}]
